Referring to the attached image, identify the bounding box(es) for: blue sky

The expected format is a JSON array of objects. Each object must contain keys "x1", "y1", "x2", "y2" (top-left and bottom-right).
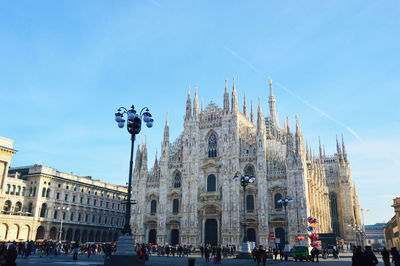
[{"x1": 1, "y1": 1, "x2": 399, "y2": 225}]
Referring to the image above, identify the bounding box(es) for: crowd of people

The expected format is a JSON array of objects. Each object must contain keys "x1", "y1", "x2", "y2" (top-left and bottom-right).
[{"x1": 352, "y1": 245, "x2": 400, "y2": 266}]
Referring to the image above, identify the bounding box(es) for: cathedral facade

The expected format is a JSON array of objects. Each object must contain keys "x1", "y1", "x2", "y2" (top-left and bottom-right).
[{"x1": 131, "y1": 79, "x2": 362, "y2": 248}]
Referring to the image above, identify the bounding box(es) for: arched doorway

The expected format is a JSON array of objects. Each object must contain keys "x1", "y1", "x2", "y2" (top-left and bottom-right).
[
  {"x1": 20, "y1": 225, "x2": 30, "y2": 240},
  {"x1": 66, "y1": 228, "x2": 73, "y2": 241},
  {"x1": 82, "y1": 230, "x2": 88, "y2": 242},
  {"x1": 275, "y1": 227, "x2": 285, "y2": 249},
  {"x1": 0, "y1": 224, "x2": 8, "y2": 240},
  {"x1": 149, "y1": 229, "x2": 157, "y2": 244},
  {"x1": 247, "y1": 228, "x2": 256, "y2": 243},
  {"x1": 171, "y1": 229, "x2": 179, "y2": 245},
  {"x1": 205, "y1": 219, "x2": 218, "y2": 246},
  {"x1": 49, "y1": 227, "x2": 57, "y2": 240},
  {"x1": 36, "y1": 226, "x2": 45, "y2": 240},
  {"x1": 74, "y1": 229, "x2": 80, "y2": 242}
]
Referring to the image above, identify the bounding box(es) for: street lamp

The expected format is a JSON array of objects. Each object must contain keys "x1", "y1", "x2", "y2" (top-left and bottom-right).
[
  {"x1": 277, "y1": 196, "x2": 293, "y2": 253},
  {"x1": 107, "y1": 105, "x2": 153, "y2": 266},
  {"x1": 57, "y1": 206, "x2": 69, "y2": 242},
  {"x1": 233, "y1": 172, "x2": 255, "y2": 259}
]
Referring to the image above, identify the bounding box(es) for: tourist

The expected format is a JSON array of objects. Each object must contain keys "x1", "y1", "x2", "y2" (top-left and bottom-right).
[
  {"x1": 351, "y1": 246, "x2": 363, "y2": 266},
  {"x1": 390, "y1": 247, "x2": 400, "y2": 266},
  {"x1": 362, "y1": 246, "x2": 378, "y2": 266}
]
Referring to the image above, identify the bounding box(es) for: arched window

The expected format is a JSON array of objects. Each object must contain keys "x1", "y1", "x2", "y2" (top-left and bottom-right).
[
  {"x1": 29, "y1": 187, "x2": 32, "y2": 196},
  {"x1": 21, "y1": 187, "x2": 25, "y2": 196},
  {"x1": 208, "y1": 133, "x2": 218, "y2": 158},
  {"x1": 27, "y1": 202, "x2": 33, "y2": 213},
  {"x1": 207, "y1": 175, "x2": 216, "y2": 192},
  {"x1": 40, "y1": 203, "x2": 47, "y2": 218},
  {"x1": 3, "y1": 200, "x2": 11, "y2": 211},
  {"x1": 54, "y1": 210, "x2": 58, "y2": 219},
  {"x1": 15, "y1": 202, "x2": 22, "y2": 212},
  {"x1": 33, "y1": 187, "x2": 36, "y2": 196},
  {"x1": 274, "y1": 193, "x2": 283, "y2": 209},
  {"x1": 246, "y1": 195, "x2": 255, "y2": 211},
  {"x1": 173, "y1": 172, "x2": 181, "y2": 188},
  {"x1": 46, "y1": 188, "x2": 50, "y2": 198},
  {"x1": 244, "y1": 165, "x2": 255, "y2": 177},
  {"x1": 11, "y1": 185, "x2": 16, "y2": 195},
  {"x1": 5, "y1": 184, "x2": 10, "y2": 194},
  {"x1": 16, "y1": 186, "x2": 21, "y2": 196},
  {"x1": 330, "y1": 192, "x2": 340, "y2": 236},
  {"x1": 151, "y1": 200, "x2": 157, "y2": 214},
  {"x1": 42, "y1": 188, "x2": 46, "y2": 197},
  {"x1": 172, "y1": 199, "x2": 179, "y2": 214}
]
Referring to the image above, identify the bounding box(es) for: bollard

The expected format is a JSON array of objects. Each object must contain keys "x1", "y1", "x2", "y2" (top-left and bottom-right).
[{"x1": 188, "y1": 258, "x2": 195, "y2": 266}]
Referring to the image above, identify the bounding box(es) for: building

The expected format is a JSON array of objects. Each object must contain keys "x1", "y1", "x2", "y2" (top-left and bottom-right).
[
  {"x1": 0, "y1": 136, "x2": 128, "y2": 242},
  {"x1": 131, "y1": 79, "x2": 362, "y2": 248},
  {"x1": 365, "y1": 223, "x2": 385, "y2": 249},
  {"x1": 384, "y1": 197, "x2": 400, "y2": 249}
]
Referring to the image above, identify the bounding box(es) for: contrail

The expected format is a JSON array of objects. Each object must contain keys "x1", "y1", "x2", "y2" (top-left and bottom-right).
[{"x1": 224, "y1": 46, "x2": 364, "y2": 143}]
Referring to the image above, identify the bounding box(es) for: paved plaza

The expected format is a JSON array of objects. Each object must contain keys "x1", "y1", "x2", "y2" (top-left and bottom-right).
[{"x1": 14, "y1": 253, "x2": 390, "y2": 266}]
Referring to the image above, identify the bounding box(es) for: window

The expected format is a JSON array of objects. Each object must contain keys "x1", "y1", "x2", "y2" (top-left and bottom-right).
[
  {"x1": 246, "y1": 195, "x2": 255, "y2": 211},
  {"x1": 92, "y1": 215, "x2": 95, "y2": 223},
  {"x1": 58, "y1": 184, "x2": 61, "y2": 188},
  {"x1": 74, "y1": 187, "x2": 77, "y2": 191},
  {"x1": 42, "y1": 187, "x2": 46, "y2": 197},
  {"x1": 16, "y1": 186, "x2": 21, "y2": 196},
  {"x1": 151, "y1": 200, "x2": 157, "y2": 214},
  {"x1": 112, "y1": 203, "x2": 115, "y2": 209},
  {"x1": 100, "y1": 201, "x2": 103, "y2": 207},
  {"x1": 40, "y1": 203, "x2": 47, "y2": 218},
  {"x1": 64, "y1": 194, "x2": 68, "y2": 201},
  {"x1": 78, "y1": 213, "x2": 81, "y2": 221},
  {"x1": 208, "y1": 133, "x2": 218, "y2": 157},
  {"x1": 33, "y1": 187, "x2": 36, "y2": 196},
  {"x1": 105, "y1": 217, "x2": 108, "y2": 224},
  {"x1": 80, "y1": 197, "x2": 83, "y2": 204},
  {"x1": 98, "y1": 216, "x2": 102, "y2": 224},
  {"x1": 66, "y1": 185, "x2": 69, "y2": 190},
  {"x1": 29, "y1": 187, "x2": 32, "y2": 196},
  {"x1": 111, "y1": 217, "x2": 114, "y2": 225},
  {"x1": 244, "y1": 165, "x2": 255, "y2": 177},
  {"x1": 15, "y1": 202, "x2": 22, "y2": 212},
  {"x1": 118, "y1": 204, "x2": 120, "y2": 210},
  {"x1": 21, "y1": 187, "x2": 25, "y2": 196},
  {"x1": 94, "y1": 199, "x2": 97, "y2": 206},
  {"x1": 207, "y1": 174, "x2": 216, "y2": 192},
  {"x1": 46, "y1": 188, "x2": 50, "y2": 198},
  {"x1": 106, "y1": 202, "x2": 109, "y2": 208},
  {"x1": 116, "y1": 218, "x2": 119, "y2": 226},
  {"x1": 72, "y1": 195, "x2": 76, "y2": 202},
  {"x1": 3, "y1": 200, "x2": 11, "y2": 211},
  {"x1": 274, "y1": 193, "x2": 283, "y2": 209},
  {"x1": 70, "y1": 212, "x2": 74, "y2": 221},
  {"x1": 5, "y1": 184, "x2": 10, "y2": 194},
  {"x1": 87, "y1": 198, "x2": 90, "y2": 205},
  {"x1": 173, "y1": 172, "x2": 181, "y2": 188},
  {"x1": 54, "y1": 210, "x2": 58, "y2": 219},
  {"x1": 85, "y1": 214, "x2": 89, "y2": 222},
  {"x1": 27, "y1": 202, "x2": 33, "y2": 213},
  {"x1": 11, "y1": 185, "x2": 15, "y2": 195},
  {"x1": 172, "y1": 199, "x2": 179, "y2": 214},
  {"x1": 56, "y1": 192, "x2": 60, "y2": 200}
]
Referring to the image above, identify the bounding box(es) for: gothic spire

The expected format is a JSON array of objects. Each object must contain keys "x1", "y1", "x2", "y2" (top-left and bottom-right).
[
  {"x1": 193, "y1": 85, "x2": 199, "y2": 120},
  {"x1": 141, "y1": 136, "x2": 148, "y2": 170},
  {"x1": 319, "y1": 136, "x2": 323, "y2": 159},
  {"x1": 154, "y1": 149, "x2": 158, "y2": 165},
  {"x1": 201, "y1": 98, "x2": 204, "y2": 113},
  {"x1": 185, "y1": 85, "x2": 192, "y2": 120},
  {"x1": 306, "y1": 140, "x2": 310, "y2": 160},
  {"x1": 231, "y1": 77, "x2": 238, "y2": 113},
  {"x1": 257, "y1": 96, "x2": 266, "y2": 134},
  {"x1": 342, "y1": 134, "x2": 348, "y2": 162},
  {"x1": 286, "y1": 116, "x2": 294, "y2": 155},
  {"x1": 223, "y1": 79, "x2": 229, "y2": 114},
  {"x1": 295, "y1": 115, "x2": 304, "y2": 155},
  {"x1": 243, "y1": 91, "x2": 248, "y2": 117},
  {"x1": 163, "y1": 112, "x2": 169, "y2": 144},
  {"x1": 268, "y1": 79, "x2": 278, "y2": 127},
  {"x1": 336, "y1": 134, "x2": 343, "y2": 162},
  {"x1": 250, "y1": 99, "x2": 254, "y2": 123}
]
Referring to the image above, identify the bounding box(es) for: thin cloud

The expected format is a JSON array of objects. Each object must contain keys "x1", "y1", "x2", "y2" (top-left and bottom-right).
[{"x1": 224, "y1": 46, "x2": 364, "y2": 143}]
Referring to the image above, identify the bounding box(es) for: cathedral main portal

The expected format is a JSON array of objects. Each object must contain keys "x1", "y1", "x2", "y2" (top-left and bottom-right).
[{"x1": 205, "y1": 219, "x2": 218, "y2": 246}]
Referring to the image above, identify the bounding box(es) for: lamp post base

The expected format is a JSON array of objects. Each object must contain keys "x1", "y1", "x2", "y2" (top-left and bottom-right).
[
  {"x1": 104, "y1": 235, "x2": 144, "y2": 266},
  {"x1": 236, "y1": 241, "x2": 253, "y2": 259}
]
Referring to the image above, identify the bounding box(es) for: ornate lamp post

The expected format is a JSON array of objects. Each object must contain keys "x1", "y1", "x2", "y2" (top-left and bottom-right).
[
  {"x1": 277, "y1": 196, "x2": 292, "y2": 254},
  {"x1": 57, "y1": 206, "x2": 69, "y2": 243},
  {"x1": 106, "y1": 105, "x2": 153, "y2": 266},
  {"x1": 233, "y1": 172, "x2": 255, "y2": 259}
]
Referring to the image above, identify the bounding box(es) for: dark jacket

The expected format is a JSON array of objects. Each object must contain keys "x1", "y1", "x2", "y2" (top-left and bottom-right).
[
  {"x1": 381, "y1": 249, "x2": 390, "y2": 262},
  {"x1": 362, "y1": 250, "x2": 378, "y2": 266},
  {"x1": 352, "y1": 251, "x2": 363, "y2": 266}
]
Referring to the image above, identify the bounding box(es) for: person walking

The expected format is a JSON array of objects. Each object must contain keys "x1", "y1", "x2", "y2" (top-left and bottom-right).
[
  {"x1": 200, "y1": 245, "x2": 204, "y2": 258},
  {"x1": 311, "y1": 246, "x2": 320, "y2": 262},
  {"x1": 381, "y1": 247, "x2": 390, "y2": 266},
  {"x1": 216, "y1": 245, "x2": 222, "y2": 264},
  {"x1": 352, "y1": 246, "x2": 363, "y2": 266},
  {"x1": 204, "y1": 245, "x2": 210, "y2": 263},
  {"x1": 391, "y1": 247, "x2": 400, "y2": 266},
  {"x1": 362, "y1": 246, "x2": 378, "y2": 266}
]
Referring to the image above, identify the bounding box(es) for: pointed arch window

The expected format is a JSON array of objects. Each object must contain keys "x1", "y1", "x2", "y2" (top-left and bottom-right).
[
  {"x1": 274, "y1": 193, "x2": 283, "y2": 210},
  {"x1": 173, "y1": 172, "x2": 181, "y2": 188},
  {"x1": 207, "y1": 174, "x2": 216, "y2": 192},
  {"x1": 172, "y1": 199, "x2": 179, "y2": 214},
  {"x1": 208, "y1": 133, "x2": 218, "y2": 158},
  {"x1": 151, "y1": 200, "x2": 157, "y2": 214},
  {"x1": 246, "y1": 195, "x2": 255, "y2": 212}
]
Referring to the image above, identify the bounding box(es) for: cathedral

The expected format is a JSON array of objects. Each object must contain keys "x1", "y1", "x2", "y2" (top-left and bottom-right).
[{"x1": 131, "y1": 78, "x2": 362, "y2": 248}]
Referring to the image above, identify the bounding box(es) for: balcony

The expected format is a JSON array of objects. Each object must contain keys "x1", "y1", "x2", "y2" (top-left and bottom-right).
[{"x1": 199, "y1": 189, "x2": 221, "y2": 201}]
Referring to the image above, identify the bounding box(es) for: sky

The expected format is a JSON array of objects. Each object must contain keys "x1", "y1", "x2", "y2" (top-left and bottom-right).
[{"x1": 0, "y1": 1, "x2": 399, "y2": 225}]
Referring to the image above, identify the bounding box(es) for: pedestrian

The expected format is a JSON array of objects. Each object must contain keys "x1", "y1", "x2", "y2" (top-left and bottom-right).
[
  {"x1": 205, "y1": 246, "x2": 210, "y2": 263},
  {"x1": 362, "y1": 246, "x2": 378, "y2": 266},
  {"x1": 200, "y1": 244, "x2": 204, "y2": 257},
  {"x1": 381, "y1": 247, "x2": 390, "y2": 266},
  {"x1": 5, "y1": 244, "x2": 18, "y2": 266},
  {"x1": 352, "y1": 246, "x2": 363, "y2": 266},
  {"x1": 72, "y1": 244, "x2": 78, "y2": 261},
  {"x1": 391, "y1": 247, "x2": 400, "y2": 266},
  {"x1": 311, "y1": 246, "x2": 320, "y2": 262},
  {"x1": 216, "y1": 245, "x2": 222, "y2": 264}
]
